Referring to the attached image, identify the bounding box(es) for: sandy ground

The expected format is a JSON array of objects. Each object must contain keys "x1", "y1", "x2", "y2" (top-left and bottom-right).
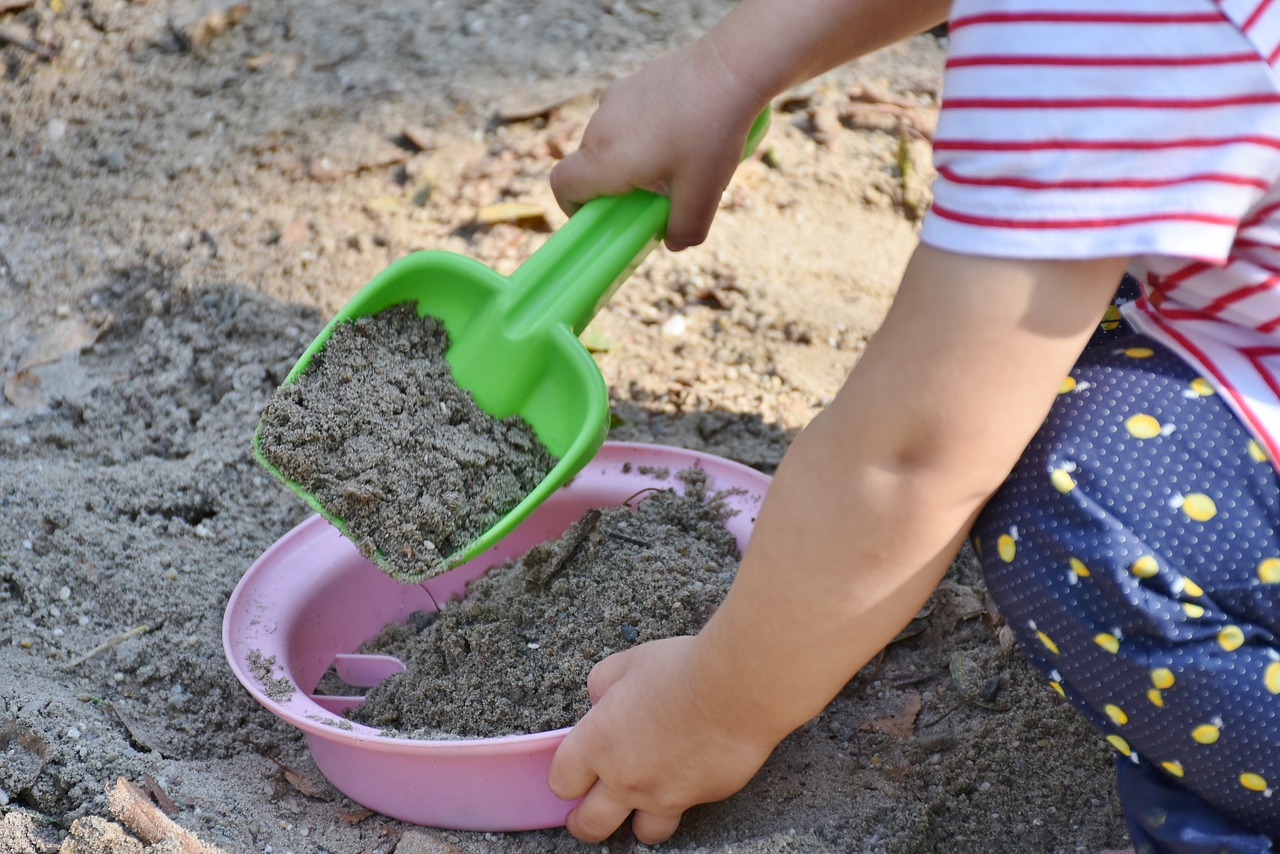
[{"x1": 1, "y1": 0, "x2": 1132, "y2": 851}]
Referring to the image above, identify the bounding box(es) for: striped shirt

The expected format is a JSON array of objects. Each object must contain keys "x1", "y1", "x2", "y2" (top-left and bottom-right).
[{"x1": 919, "y1": 0, "x2": 1280, "y2": 463}]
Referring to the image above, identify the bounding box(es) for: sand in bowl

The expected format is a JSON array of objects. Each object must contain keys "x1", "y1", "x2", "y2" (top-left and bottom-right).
[
  {"x1": 255, "y1": 302, "x2": 558, "y2": 581},
  {"x1": 347, "y1": 471, "x2": 742, "y2": 738}
]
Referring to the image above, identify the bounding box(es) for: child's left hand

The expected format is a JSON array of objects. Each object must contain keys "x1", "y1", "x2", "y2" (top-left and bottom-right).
[{"x1": 547, "y1": 635, "x2": 778, "y2": 844}]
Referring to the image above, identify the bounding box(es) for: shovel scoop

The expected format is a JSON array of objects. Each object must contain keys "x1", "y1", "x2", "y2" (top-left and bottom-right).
[{"x1": 254, "y1": 109, "x2": 771, "y2": 575}]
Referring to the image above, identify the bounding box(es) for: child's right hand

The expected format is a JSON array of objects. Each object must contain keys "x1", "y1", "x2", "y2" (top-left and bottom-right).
[{"x1": 549, "y1": 36, "x2": 766, "y2": 251}]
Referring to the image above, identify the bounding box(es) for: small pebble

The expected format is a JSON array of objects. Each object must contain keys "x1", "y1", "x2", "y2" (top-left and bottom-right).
[
  {"x1": 661, "y1": 315, "x2": 687, "y2": 338},
  {"x1": 113, "y1": 672, "x2": 124, "y2": 682},
  {"x1": 58, "y1": 586, "x2": 71, "y2": 600},
  {"x1": 67, "y1": 726, "x2": 81, "y2": 739}
]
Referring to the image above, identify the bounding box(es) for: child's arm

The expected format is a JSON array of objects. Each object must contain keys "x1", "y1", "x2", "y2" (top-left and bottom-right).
[
  {"x1": 548, "y1": 246, "x2": 1130, "y2": 844},
  {"x1": 550, "y1": 0, "x2": 950, "y2": 250}
]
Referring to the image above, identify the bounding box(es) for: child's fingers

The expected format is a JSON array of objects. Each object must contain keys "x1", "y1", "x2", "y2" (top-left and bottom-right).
[
  {"x1": 586, "y1": 647, "x2": 632, "y2": 704},
  {"x1": 549, "y1": 147, "x2": 635, "y2": 215},
  {"x1": 665, "y1": 170, "x2": 730, "y2": 251},
  {"x1": 630, "y1": 808, "x2": 684, "y2": 845},
  {"x1": 546, "y1": 724, "x2": 598, "y2": 801},
  {"x1": 563, "y1": 783, "x2": 634, "y2": 843}
]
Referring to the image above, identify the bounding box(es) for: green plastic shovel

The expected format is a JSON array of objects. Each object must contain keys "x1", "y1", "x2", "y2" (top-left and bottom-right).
[{"x1": 255, "y1": 108, "x2": 771, "y2": 573}]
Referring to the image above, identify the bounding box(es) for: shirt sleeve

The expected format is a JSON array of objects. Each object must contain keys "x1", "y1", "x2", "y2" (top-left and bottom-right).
[{"x1": 919, "y1": 0, "x2": 1280, "y2": 264}]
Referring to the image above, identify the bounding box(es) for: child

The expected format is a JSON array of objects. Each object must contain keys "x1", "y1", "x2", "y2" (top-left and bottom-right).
[{"x1": 546, "y1": 1, "x2": 1280, "y2": 851}]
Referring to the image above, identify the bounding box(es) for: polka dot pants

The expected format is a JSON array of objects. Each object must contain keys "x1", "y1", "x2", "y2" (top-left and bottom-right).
[{"x1": 972, "y1": 279, "x2": 1280, "y2": 852}]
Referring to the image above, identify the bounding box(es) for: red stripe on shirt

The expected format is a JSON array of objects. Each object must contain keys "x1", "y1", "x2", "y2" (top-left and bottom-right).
[
  {"x1": 934, "y1": 135, "x2": 1280, "y2": 152},
  {"x1": 948, "y1": 12, "x2": 1225, "y2": 31},
  {"x1": 1198, "y1": 275, "x2": 1280, "y2": 313},
  {"x1": 929, "y1": 203, "x2": 1237, "y2": 230},
  {"x1": 1244, "y1": 0, "x2": 1274, "y2": 30},
  {"x1": 1243, "y1": 345, "x2": 1280, "y2": 400},
  {"x1": 1135, "y1": 300, "x2": 1280, "y2": 461},
  {"x1": 946, "y1": 52, "x2": 1259, "y2": 68},
  {"x1": 1158, "y1": 261, "x2": 1216, "y2": 293},
  {"x1": 943, "y1": 94, "x2": 1280, "y2": 110},
  {"x1": 936, "y1": 164, "x2": 1270, "y2": 191}
]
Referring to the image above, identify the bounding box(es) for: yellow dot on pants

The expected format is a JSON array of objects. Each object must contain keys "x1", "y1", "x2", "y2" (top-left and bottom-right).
[
  {"x1": 1050, "y1": 468, "x2": 1076, "y2": 493},
  {"x1": 1151, "y1": 668, "x2": 1175, "y2": 690},
  {"x1": 1182, "y1": 577, "x2": 1204, "y2": 597},
  {"x1": 1107, "y1": 735, "x2": 1132, "y2": 756},
  {"x1": 1105, "y1": 704, "x2": 1128, "y2": 725},
  {"x1": 1125, "y1": 413, "x2": 1163, "y2": 439},
  {"x1": 1240, "y1": 773, "x2": 1268, "y2": 792},
  {"x1": 1131, "y1": 555, "x2": 1159, "y2": 578},
  {"x1": 1192, "y1": 724, "x2": 1220, "y2": 744},
  {"x1": 1059, "y1": 377, "x2": 1077, "y2": 394},
  {"x1": 1050, "y1": 681, "x2": 1066, "y2": 698},
  {"x1": 1124, "y1": 347, "x2": 1155, "y2": 358},
  {"x1": 1161, "y1": 760, "x2": 1184, "y2": 778},
  {"x1": 1190, "y1": 378, "x2": 1216, "y2": 396},
  {"x1": 1094, "y1": 633, "x2": 1120, "y2": 654},
  {"x1": 1181, "y1": 493, "x2": 1217, "y2": 522},
  {"x1": 1147, "y1": 689, "x2": 1164, "y2": 708},
  {"x1": 1069, "y1": 557, "x2": 1090, "y2": 577},
  {"x1": 1265, "y1": 662, "x2": 1280, "y2": 695},
  {"x1": 1259, "y1": 558, "x2": 1280, "y2": 583},
  {"x1": 997, "y1": 534, "x2": 1016, "y2": 562},
  {"x1": 1249, "y1": 439, "x2": 1269, "y2": 462},
  {"x1": 1218, "y1": 625, "x2": 1245, "y2": 651},
  {"x1": 1037, "y1": 631, "x2": 1059, "y2": 655}
]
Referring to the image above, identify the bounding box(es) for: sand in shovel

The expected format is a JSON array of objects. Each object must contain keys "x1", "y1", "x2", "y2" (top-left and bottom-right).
[{"x1": 256, "y1": 302, "x2": 558, "y2": 581}]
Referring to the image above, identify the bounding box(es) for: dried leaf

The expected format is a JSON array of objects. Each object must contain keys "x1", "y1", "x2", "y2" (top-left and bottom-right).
[
  {"x1": 401, "y1": 125, "x2": 434, "y2": 152},
  {"x1": 3, "y1": 369, "x2": 43, "y2": 409},
  {"x1": 996, "y1": 623, "x2": 1017, "y2": 654},
  {"x1": 580, "y1": 325, "x2": 618, "y2": 353},
  {"x1": 142, "y1": 773, "x2": 179, "y2": 817},
  {"x1": 339, "y1": 807, "x2": 374, "y2": 825},
  {"x1": 495, "y1": 93, "x2": 573, "y2": 123},
  {"x1": 189, "y1": 3, "x2": 249, "y2": 51},
  {"x1": 282, "y1": 768, "x2": 334, "y2": 800},
  {"x1": 476, "y1": 201, "x2": 549, "y2": 229},
  {"x1": 17, "y1": 318, "x2": 103, "y2": 371},
  {"x1": 860, "y1": 691, "x2": 921, "y2": 740}
]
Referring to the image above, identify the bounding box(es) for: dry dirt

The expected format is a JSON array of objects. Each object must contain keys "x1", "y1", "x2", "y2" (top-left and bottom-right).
[{"x1": 0, "y1": 0, "x2": 1131, "y2": 851}]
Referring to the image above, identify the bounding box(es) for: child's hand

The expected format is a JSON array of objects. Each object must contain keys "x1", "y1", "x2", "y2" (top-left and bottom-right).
[
  {"x1": 547, "y1": 635, "x2": 778, "y2": 844},
  {"x1": 550, "y1": 38, "x2": 765, "y2": 251}
]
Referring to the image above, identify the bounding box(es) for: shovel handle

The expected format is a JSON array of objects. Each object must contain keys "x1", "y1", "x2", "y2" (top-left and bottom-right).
[{"x1": 505, "y1": 108, "x2": 772, "y2": 337}]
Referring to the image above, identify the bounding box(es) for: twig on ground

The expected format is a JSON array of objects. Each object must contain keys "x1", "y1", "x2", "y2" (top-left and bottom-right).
[
  {"x1": 107, "y1": 777, "x2": 224, "y2": 853},
  {"x1": 60, "y1": 624, "x2": 153, "y2": 671},
  {"x1": 0, "y1": 29, "x2": 56, "y2": 59}
]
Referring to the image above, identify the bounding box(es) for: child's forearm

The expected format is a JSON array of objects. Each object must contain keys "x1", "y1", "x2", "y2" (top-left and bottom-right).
[
  {"x1": 687, "y1": 247, "x2": 1128, "y2": 746},
  {"x1": 706, "y1": 0, "x2": 952, "y2": 107},
  {"x1": 691, "y1": 404, "x2": 980, "y2": 745}
]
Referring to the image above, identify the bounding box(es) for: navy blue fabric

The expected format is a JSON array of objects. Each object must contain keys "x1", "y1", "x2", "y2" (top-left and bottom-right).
[{"x1": 972, "y1": 278, "x2": 1280, "y2": 850}]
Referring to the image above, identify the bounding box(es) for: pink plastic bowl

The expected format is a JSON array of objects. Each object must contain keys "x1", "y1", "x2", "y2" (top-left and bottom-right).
[{"x1": 223, "y1": 441, "x2": 771, "y2": 831}]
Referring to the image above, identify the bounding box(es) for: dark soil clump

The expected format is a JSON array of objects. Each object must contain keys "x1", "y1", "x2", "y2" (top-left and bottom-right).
[
  {"x1": 349, "y1": 472, "x2": 741, "y2": 738},
  {"x1": 255, "y1": 302, "x2": 558, "y2": 581}
]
